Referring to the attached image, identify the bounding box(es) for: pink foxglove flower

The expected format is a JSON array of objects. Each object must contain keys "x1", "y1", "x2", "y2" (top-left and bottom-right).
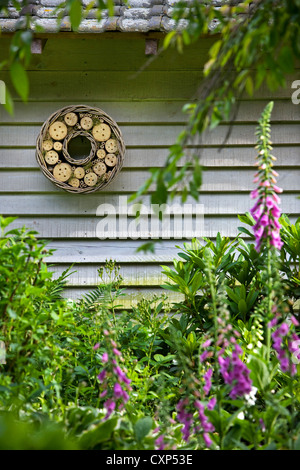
[
  {"x1": 207, "y1": 397, "x2": 217, "y2": 410},
  {"x1": 176, "y1": 399, "x2": 193, "y2": 442},
  {"x1": 203, "y1": 369, "x2": 213, "y2": 395},
  {"x1": 155, "y1": 435, "x2": 167, "y2": 450},
  {"x1": 218, "y1": 345, "x2": 252, "y2": 399},
  {"x1": 102, "y1": 352, "x2": 108, "y2": 363},
  {"x1": 203, "y1": 432, "x2": 213, "y2": 448},
  {"x1": 250, "y1": 102, "x2": 283, "y2": 252},
  {"x1": 175, "y1": 396, "x2": 215, "y2": 446},
  {"x1": 271, "y1": 321, "x2": 300, "y2": 376},
  {"x1": 96, "y1": 325, "x2": 132, "y2": 420}
]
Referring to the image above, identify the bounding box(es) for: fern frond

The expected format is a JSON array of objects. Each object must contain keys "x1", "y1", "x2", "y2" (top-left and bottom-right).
[
  {"x1": 80, "y1": 285, "x2": 108, "y2": 311},
  {"x1": 47, "y1": 266, "x2": 75, "y2": 302}
]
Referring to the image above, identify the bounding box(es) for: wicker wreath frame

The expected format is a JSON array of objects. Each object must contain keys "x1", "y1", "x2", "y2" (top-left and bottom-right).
[
  {"x1": 36, "y1": 104, "x2": 126, "y2": 194},
  {"x1": 63, "y1": 130, "x2": 98, "y2": 166}
]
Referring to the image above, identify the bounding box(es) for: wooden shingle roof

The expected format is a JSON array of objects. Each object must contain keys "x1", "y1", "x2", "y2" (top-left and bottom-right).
[
  {"x1": 0, "y1": 0, "x2": 192, "y2": 33},
  {"x1": 1, "y1": 0, "x2": 244, "y2": 33}
]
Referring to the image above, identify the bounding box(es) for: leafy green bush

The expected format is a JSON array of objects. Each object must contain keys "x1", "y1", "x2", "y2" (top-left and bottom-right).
[
  {"x1": 0, "y1": 217, "x2": 69, "y2": 410},
  {"x1": 0, "y1": 219, "x2": 123, "y2": 416},
  {"x1": 1, "y1": 209, "x2": 300, "y2": 449},
  {"x1": 161, "y1": 216, "x2": 300, "y2": 328}
]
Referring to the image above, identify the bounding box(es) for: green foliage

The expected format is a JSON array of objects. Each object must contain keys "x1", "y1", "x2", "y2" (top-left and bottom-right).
[
  {"x1": 68, "y1": 0, "x2": 82, "y2": 31},
  {"x1": 161, "y1": 212, "x2": 300, "y2": 335},
  {"x1": 9, "y1": 60, "x2": 29, "y2": 102},
  {"x1": 77, "y1": 415, "x2": 119, "y2": 449},
  {"x1": 79, "y1": 261, "x2": 125, "y2": 316},
  {"x1": 238, "y1": 212, "x2": 300, "y2": 319},
  {"x1": 0, "y1": 413, "x2": 78, "y2": 450},
  {"x1": 0, "y1": 219, "x2": 177, "y2": 449},
  {"x1": 0, "y1": 214, "x2": 300, "y2": 449},
  {"x1": 0, "y1": 219, "x2": 57, "y2": 394},
  {"x1": 0, "y1": 219, "x2": 121, "y2": 415},
  {"x1": 131, "y1": 0, "x2": 300, "y2": 206},
  {"x1": 134, "y1": 416, "x2": 153, "y2": 443},
  {"x1": 161, "y1": 234, "x2": 263, "y2": 326},
  {"x1": 279, "y1": 215, "x2": 300, "y2": 299}
]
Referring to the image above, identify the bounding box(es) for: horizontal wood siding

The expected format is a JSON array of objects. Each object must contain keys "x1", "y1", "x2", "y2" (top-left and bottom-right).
[{"x1": 0, "y1": 37, "x2": 299, "y2": 307}]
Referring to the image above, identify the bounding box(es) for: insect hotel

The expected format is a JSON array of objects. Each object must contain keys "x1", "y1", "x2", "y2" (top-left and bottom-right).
[{"x1": 36, "y1": 105, "x2": 125, "y2": 193}]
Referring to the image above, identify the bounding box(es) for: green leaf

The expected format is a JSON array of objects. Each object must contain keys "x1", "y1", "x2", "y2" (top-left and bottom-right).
[
  {"x1": 153, "y1": 354, "x2": 165, "y2": 362},
  {"x1": 151, "y1": 178, "x2": 168, "y2": 206},
  {"x1": 193, "y1": 158, "x2": 202, "y2": 188},
  {"x1": 10, "y1": 61, "x2": 29, "y2": 102},
  {"x1": 78, "y1": 417, "x2": 118, "y2": 449},
  {"x1": 255, "y1": 66, "x2": 267, "y2": 90},
  {"x1": 176, "y1": 35, "x2": 183, "y2": 54},
  {"x1": 182, "y1": 29, "x2": 190, "y2": 46},
  {"x1": 238, "y1": 213, "x2": 255, "y2": 226},
  {"x1": 0, "y1": 59, "x2": 8, "y2": 71},
  {"x1": 20, "y1": 30, "x2": 33, "y2": 46},
  {"x1": 209, "y1": 39, "x2": 222, "y2": 59},
  {"x1": 190, "y1": 272, "x2": 203, "y2": 294},
  {"x1": 107, "y1": 0, "x2": 114, "y2": 16},
  {"x1": 278, "y1": 46, "x2": 294, "y2": 73},
  {"x1": 248, "y1": 355, "x2": 270, "y2": 392},
  {"x1": 74, "y1": 365, "x2": 89, "y2": 376},
  {"x1": 153, "y1": 354, "x2": 176, "y2": 363},
  {"x1": 238, "y1": 299, "x2": 247, "y2": 315},
  {"x1": 70, "y1": 0, "x2": 82, "y2": 31},
  {"x1": 0, "y1": 216, "x2": 17, "y2": 230},
  {"x1": 226, "y1": 287, "x2": 240, "y2": 304},
  {"x1": 294, "y1": 434, "x2": 300, "y2": 450},
  {"x1": 222, "y1": 423, "x2": 243, "y2": 449},
  {"x1": 237, "y1": 227, "x2": 254, "y2": 238},
  {"x1": 181, "y1": 185, "x2": 188, "y2": 203},
  {"x1": 136, "y1": 241, "x2": 156, "y2": 253},
  {"x1": 134, "y1": 416, "x2": 153, "y2": 442},
  {"x1": 163, "y1": 31, "x2": 176, "y2": 49},
  {"x1": 239, "y1": 284, "x2": 246, "y2": 300},
  {"x1": 245, "y1": 76, "x2": 254, "y2": 96},
  {"x1": 204, "y1": 58, "x2": 215, "y2": 76},
  {"x1": 189, "y1": 180, "x2": 199, "y2": 201}
]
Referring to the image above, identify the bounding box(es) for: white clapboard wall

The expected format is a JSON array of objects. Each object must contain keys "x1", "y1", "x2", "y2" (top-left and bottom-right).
[{"x1": 0, "y1": 36, "x2": 299, "y2": 307}]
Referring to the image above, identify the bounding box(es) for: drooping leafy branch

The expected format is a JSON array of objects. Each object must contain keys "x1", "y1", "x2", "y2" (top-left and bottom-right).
[{"x1": 131, "y1": 0, "x2": 300, "y2": 206}]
